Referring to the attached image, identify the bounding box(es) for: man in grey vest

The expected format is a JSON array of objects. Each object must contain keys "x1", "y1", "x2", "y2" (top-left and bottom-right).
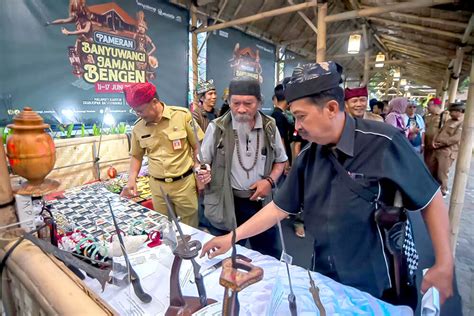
[{"x1": 197, "y1": 77, "x2": 288, "y2": 258}]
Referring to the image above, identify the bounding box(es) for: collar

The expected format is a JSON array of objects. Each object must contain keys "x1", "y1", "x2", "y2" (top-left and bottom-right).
[
  {"x1": 335, "y1": 113, "x2": 355, "y2": 158},
  {"x1": 231, "y1": 112, "x2": 263, "y2": 130},
  {"x1": 145, "y1": 102, "x2": 170, "y2": 126}
]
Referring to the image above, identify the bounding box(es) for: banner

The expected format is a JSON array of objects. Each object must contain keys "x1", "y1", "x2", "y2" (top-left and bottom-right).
[
  {"x1": 284, "y1": 50, "x2": 307, "y2": 79},
  {"x1": 0, "y1": 0, "x2": 188, "y2": 126},
  {"x1": 207, "y1": 27, "x2": 276, "y2": 113}
]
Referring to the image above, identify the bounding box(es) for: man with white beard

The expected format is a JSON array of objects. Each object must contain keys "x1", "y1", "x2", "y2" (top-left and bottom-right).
[{"x1": 197, "y1": 76, "x2": 288, "y2": 258}]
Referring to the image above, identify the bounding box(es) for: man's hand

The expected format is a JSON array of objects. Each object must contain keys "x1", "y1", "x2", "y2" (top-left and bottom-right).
[
  {"x1": 200, "y1": 233, "x2": 233, "y2": 259},
  {"x1": 249, "y1": 179, "x2": 272, "y2": 201},
  {"x1": 196, "y1": 164, "x2": 211, "y2": 185},
  {"x1": 421, "y1": 263, "x2": 454, "y2": 305},
  {"x1": 121, "y1": 182, "x2": 138, "y2": 198}
]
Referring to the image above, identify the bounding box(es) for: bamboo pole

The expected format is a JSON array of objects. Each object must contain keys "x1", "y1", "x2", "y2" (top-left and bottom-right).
[
  {"x1": 362, "y1": 24, "x2": 370, "y2": 86},
  {"x1": 287, "y1": 0, "x2": 317, "y2": 34},
  {"x1": 191, "y1": 6, "x2": 199, "y2": 105},
  {"x1": 448, "y1": 47, "x2": 465, "y2": 103},
  {"x1": 368, "y1": 17, "x2": 465, "y2": 40},
  {"x1": 324, "y1": 0, "x2": 453, "y2": 23},
  {"x1": 449, "y1": 54, "x2": 474, "y2": 255},
  {"x1": 281, "y1": 29, "x2": 362, "y2": 45},
  {"x1": 0, "y1": 141, "x2": 18, "y2": 227},
  {"x1": 193, "y1": 1, "x2": 318, "y2": 33},
  {"x1": 316, "y1": 2, "x2": 327, "y2": 63},
  {"x1": 441, "y1": 66, "x2": 451, "y2": 109},
  {"x1": 387, "y1": 12, "x2": 469, "y2": 29},
  {"x1": 369, "y1": 56, "x2": 451, "y2": 66}
]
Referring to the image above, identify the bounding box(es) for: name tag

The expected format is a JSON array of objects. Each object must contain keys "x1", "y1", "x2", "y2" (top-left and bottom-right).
[{"x1": 172, "y1": 139, "x2": 182, "y2": 150}]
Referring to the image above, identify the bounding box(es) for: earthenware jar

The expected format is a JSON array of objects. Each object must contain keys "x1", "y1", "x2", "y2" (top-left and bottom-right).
[{"x1": 6, "y1": 107, "x2": 56, "y2": 185}]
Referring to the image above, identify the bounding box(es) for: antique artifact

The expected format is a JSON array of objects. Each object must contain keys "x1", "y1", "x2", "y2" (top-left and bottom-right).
[{"x1": 6, "y1": 107, "x2": 59, "y2": 195}]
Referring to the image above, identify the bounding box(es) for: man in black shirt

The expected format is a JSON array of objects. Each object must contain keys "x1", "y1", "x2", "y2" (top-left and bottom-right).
[
  {"x1": 271, "y1": 84, "x2": 293, "y2": 166},
  {"x1": 200, "y1": 62, "x2": 453, "y2": 309}
]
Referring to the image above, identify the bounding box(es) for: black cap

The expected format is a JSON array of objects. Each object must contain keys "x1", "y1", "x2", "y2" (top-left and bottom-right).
[
  {"x1": 228, "y1": 77, "x2": 261, "y2": 101},
  {"x1": 285, "y1": 61, "x2": 343, "y2": 103},
  {"x1": 448, "y1": 102, "x2": 465, "y2": 111}
]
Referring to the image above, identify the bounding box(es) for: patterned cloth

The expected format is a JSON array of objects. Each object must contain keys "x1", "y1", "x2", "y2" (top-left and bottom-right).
[
  {"x1": 196, "y1": 79, "x2": 215, "y2": 95},
  {"x1": 403, "y1": 219, "x2": 419, "y2": 282}
]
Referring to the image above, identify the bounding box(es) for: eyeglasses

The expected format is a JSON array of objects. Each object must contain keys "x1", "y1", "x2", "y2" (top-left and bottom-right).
[{"x1": 408, "y1": 106, "x2": 417, "y2": 108}]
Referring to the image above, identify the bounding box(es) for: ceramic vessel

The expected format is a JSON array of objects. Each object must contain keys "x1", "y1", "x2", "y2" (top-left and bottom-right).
[{"x1": 6, "y1": 107, "x2": 56, "y2": 185}]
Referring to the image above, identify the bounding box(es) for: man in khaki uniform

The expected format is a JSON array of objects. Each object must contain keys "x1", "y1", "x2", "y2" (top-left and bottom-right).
[
  {"x1": 432, "y1": 102, "x2": 465, "y2": 197},
  {"x1": 344, "y1": 86, "x2": 384, "y2": 122},
  {"x1": 424, "y1": 97, "x2": 450, "y2": 177},
  {"x1": 121, "y1": 82, "x2": 204, "y2": 227}
]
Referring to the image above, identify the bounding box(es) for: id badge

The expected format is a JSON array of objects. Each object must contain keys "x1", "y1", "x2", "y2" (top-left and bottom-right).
[{"x1": 172, "y1": 139, "x2": 182, "y2": 150}]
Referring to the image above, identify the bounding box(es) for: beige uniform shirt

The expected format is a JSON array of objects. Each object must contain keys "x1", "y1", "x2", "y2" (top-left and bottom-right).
[
  {"x1": 424, "y1": 111, "x2": 450, "y2": 150},
  {"x1": 434, "y1": 118, "x2": 463, "y2": 159},
  {"x1": 363, "y1": 112, "x2": 384, "y2": 122},
  {"x1": 130, "y1": 103, "x2": 204, "y2": 178}
]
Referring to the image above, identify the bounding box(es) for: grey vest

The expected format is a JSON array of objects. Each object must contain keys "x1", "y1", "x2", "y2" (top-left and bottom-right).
[{"x1": 204, "y1": 111, "x2": 277, "y2": 231}]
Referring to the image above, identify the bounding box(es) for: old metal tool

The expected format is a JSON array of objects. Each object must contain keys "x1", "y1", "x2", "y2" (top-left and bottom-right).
[
  {"x1": 107, "y1": 199, "x2": 152, "y2": 303},
  {"x1": 161, "y1": 187, "x2": 208, "y2": 306},
  {"x1": 308, "y1": 270, "x2": 326, "y2": 316},
  {"x1": 220, "y1": 230, "x2": 263, "y2": 316},
  {"x1": 22, "y1": 233, "x2": 112, "y2": 291},
  {"x1": 160, "y1": 187, "x2": 215, "y2": 315},
  {"x1": 276, "y1": 220, "x2": 297, "y2": 316}
]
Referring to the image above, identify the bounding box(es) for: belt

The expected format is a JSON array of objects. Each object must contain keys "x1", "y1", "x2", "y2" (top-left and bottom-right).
[
  {"x1": 232, "y1": 189, "x2": 255, "y2": 199},
  {"x1": 153, "y1": 168, "x2": 194, "y2": 183}
]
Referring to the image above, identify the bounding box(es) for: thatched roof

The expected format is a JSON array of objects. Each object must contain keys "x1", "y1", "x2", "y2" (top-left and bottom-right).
[{"x1": 172, "y1": 0, "x2": 473, "y2": 97}]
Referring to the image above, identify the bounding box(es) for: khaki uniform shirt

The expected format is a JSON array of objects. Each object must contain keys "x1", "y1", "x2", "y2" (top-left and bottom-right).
[
  {"x1": 363, "y1": 112, "x2": 384, "y2": 122},
  {"x1": 424, "y1": 111, "x2": 450, "y2": 150},
  {"x1": 434, "y1": 118, "x2": 463, "y2": 159},
  {"x1": 130, "y1": 103, "x2": 204, "y2": 178}
]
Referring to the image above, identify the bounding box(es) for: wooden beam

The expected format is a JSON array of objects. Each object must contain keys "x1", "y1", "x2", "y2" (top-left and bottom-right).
[
  {"x1": 287, "y1": 0, "x2": 318, "y2": 34},
  {"x1": 449, "y1": 53, "x2": 474, "y2": 255},
  {"x1": 462, "y1": 14, "x2": 474, "y2": 44},
  {"x1": 360, "y1": 10, "x2": 469, "y2": 29},
  {"x1": 362, "y1": 24, "x2": 370, "y2": 86},
  {"x1": 379, "y1": 34, "x2": 456, "y2": 55},
  {"x1": 324, "y1": 0, "x2": 453, "y2": 23},
  {"x1": 316, "y1": 2, "x2": 328, "y2": 62},
  {"x1": 193, "y1": 1, "x2": 318, "y2": 33},
  {"x1": 281, "y1": 29, "x2": 363, "y2": 45},
  {"x1": 448, "y1": 47, "x2": 465, "y2": 103},
  {"x1": 233, "y1": 0, "x2": 246, "y2": 18},
  {"x1": 369, "y1": 17, "x2": 465, "y2": 40},
  {"x1": 191, "y1": 6, "x2": 199, "y2": 105},
  {"x1": 369, "y1": 56, "x2": 451, "y2": 66}
]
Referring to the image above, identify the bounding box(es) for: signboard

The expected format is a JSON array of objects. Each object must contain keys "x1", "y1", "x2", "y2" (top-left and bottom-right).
[
  {"x1": 0, "y1": 0, "x2": 188, "y2": 125},
  {"x1": 207, "y1": 27, "x2": 276, "y2": 113}
]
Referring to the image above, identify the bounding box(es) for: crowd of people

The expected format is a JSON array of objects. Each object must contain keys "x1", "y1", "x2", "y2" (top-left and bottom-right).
[{"x1": 120, "y1": 61, "x2": 460, "y2": 311}]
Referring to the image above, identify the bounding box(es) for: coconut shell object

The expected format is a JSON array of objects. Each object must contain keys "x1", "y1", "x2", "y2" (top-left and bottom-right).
[{"x1": 6, "y1": 107, "x2": 59, "y2": 194}]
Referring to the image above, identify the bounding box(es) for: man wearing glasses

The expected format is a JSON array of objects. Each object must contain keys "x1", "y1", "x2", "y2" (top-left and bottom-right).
[
  {"x1": 121, "y1": 82, "x2": 204, "y2": 227},
  {"x1": 405, "y1": 101, "x2": 425, "y2": 155}
]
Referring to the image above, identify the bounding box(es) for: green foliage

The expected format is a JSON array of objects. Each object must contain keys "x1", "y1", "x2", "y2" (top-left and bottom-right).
[
  {"x1": 1, "y1": 127, "x2": 13, "y2": 144},
  {"x1": 117, "y1": 122, "x2": 127, "y2": 134},
  {"x1": 66, "y1": 124, "x2": 74, "y2": 138},
  {"x1": 80, "y1": 124, "x2": 86, "y2": 137},
  {"x1": 108, "y1": 125, "x2": 117, "y2": 135},
  {"x1": 92, "y1": 124, "x2": 101, "y2": 136}
]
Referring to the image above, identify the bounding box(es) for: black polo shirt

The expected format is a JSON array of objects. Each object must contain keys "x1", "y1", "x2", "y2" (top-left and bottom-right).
[
  {"x1": 271, "y1": 107, "x2": 293, "y2": 163},
  {"x1": 274, "y1": 113, "x2": 439, "y2": 298}
]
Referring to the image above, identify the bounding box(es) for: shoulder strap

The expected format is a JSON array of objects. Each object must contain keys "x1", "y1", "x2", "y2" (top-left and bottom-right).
[
  {"x1": 327, "y1": 153, "x2": 377, "y2": 203},
  {"x1": 438, "y1": 112, "x2": 445, "y2": 129}
]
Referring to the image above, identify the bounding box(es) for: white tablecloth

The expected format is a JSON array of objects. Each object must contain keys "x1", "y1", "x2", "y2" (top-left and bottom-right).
[{"x1": 84, "y1": 224, "x2": 413, "y2": 315}]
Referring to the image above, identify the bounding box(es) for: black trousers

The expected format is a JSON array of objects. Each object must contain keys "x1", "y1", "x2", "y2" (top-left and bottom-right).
[{"x1": 207, "y1": 196, "x2": 281, "y2": 260}]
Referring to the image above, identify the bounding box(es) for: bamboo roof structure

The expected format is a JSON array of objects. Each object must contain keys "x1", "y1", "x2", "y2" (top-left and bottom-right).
[{"x1": 172, "y1": 0, "x2": 474, "y2": 97}]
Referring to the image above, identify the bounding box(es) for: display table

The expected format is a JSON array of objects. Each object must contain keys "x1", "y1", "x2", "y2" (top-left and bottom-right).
[{"x1": 47, "y1": 184, "x2": 413, "y2": 316}]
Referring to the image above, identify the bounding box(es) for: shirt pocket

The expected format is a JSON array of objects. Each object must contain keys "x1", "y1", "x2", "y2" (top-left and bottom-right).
[
  {"x1": 138, "y1": 137, "x2": 156, "y2": 151},
  {"x1": 167, "y1": 130, "x2": 187, "y2": 152}
]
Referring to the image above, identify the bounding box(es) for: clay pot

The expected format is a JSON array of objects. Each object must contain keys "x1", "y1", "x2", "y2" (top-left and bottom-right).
[{"x1": 6, "y1": 107, "x2": 56, "y2": 185}]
